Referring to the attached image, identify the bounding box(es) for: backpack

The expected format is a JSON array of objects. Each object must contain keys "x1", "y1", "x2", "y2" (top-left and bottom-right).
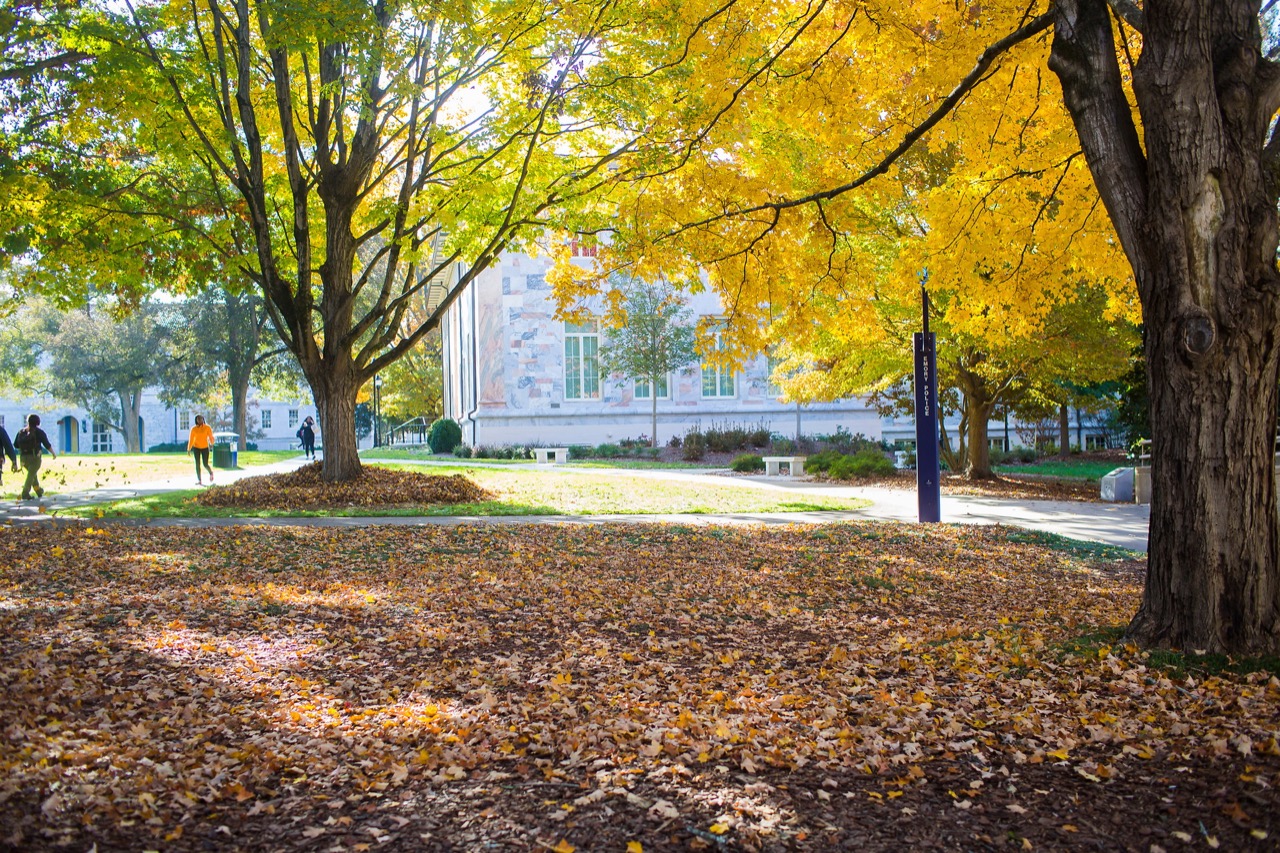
[
  {"x1": 296, "y1": 427, "x2": 305, "y2": 440},
  {"x1": 13, "y1": 428, "x2": 35, "y2": 453}
]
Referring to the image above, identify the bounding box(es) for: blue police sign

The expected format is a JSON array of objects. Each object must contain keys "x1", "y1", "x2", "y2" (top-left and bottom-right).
[{"x1": 914, "y1": 287, "x2": 941, "y2": 522}]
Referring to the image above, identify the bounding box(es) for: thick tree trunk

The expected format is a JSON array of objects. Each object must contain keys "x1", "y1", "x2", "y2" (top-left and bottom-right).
[
  {"x1": 1058, "y1": 403, "x2": 1071, "y2": 459},
  {"x1": 1052, "y1": 0, "x2": 1280, "y2": 652},
  {"x1": 309, "y1": 364, "x2": 363, "y2": 483},
  {"x1": 964, "y1": 401, "x2": 996, "y2": 480}
]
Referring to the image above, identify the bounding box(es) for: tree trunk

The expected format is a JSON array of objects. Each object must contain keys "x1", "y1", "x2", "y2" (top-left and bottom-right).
[
  {"x1": 964, "y1": 400, "x2": 996, "y2": 480},
  {"x1": 231, "y1": 371, "x2": 251, "y2": 452},
  {"x1": 117, "y1": 388, "x2": 141, "y2": 453},
  {"x1": 651, "y1": 384, "x2": 659, "y2": 447},
  {"x1": 1058, "y1": 403, "x2": 1071, "y2": 459},
  {"x1": 309, "y1": 363, "x2": 363, "y2": 482},
  {"x1": 1051, "y1": 0, "x2": 1280, "y2": 652}
]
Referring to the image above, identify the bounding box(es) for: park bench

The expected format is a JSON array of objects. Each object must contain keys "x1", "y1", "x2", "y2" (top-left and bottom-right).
[
  {"x1": 762, "y1": 455, "x2": 806, "y2": 477},
  {"x1": 534, "y1": 447, "x2": 570, "y2": 464}
]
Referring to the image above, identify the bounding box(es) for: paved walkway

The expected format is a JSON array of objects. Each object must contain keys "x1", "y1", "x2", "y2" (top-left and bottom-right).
[{"x1": 0, "y1": 455, "x2": 1151, "y2": 552}]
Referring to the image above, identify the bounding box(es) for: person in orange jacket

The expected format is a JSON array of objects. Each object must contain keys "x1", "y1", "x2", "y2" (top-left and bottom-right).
[{"x1": 187, "y1": 414, "x2": 215, "y2": 485}]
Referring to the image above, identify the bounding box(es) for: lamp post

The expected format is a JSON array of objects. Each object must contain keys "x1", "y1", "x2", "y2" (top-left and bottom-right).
[{"x1": 373, "y1": 375, "x2": 383, "y2": 448}]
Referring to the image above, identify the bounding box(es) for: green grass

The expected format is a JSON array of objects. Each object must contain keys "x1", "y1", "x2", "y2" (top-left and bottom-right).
[
  {"x1": 1060, "y1": 625, "x2": 1280, "y2": 678},
  {"x1": 66, "y1": 463, "x2": 871, "y2": 519},
  {"x1": 1002, "y1": 528, "x2": 1138, "y2": 561},
  {"x1": 994, "y1": 459, "x2": 1123, "y2": 481}
]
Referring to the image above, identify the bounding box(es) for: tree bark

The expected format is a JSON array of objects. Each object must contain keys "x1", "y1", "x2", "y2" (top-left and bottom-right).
[
  {"x1": 964, "y1": 400, "x2": 996, "y2": 480},
  {"x1": 1052, "y1": 0, "x2": 1280, "y2": 652},
  {"x1": 231, "y1": 372, "x2": 250, "y2": 452},
  {"x1": 651, "y1": 388, "x2": 659, "y2": 448},
  {"x1": 1058, "y1": 403, "x2": 1071, "y2": 459},
  {"x1": 308, "y1": 360, "x2": 362, "y2": 482}
]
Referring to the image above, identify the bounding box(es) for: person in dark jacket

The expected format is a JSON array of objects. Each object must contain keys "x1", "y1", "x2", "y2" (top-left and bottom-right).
[
  {"x1": 297, "y1": 416, "x2": 317, "y2": 460},
  {"x1": 14, "y1": 413, "x2": 56, "y2": 500},
  {"x1": 0, "y1": 423, "x2": 16, "y2": 489}
]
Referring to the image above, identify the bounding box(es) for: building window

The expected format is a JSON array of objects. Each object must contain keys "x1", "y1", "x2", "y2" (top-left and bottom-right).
[
  {"x1": 288, "y1": 409, "x2": 299, "y2": 429},
  {"x1": 261, "y1": 409, "x2": 272, "y2": 430},
  {"x1": 989, "y1": 437, "x2": 1008, "y2": 451},
  {"x1": 92, "y1": 422, "x2": 112, "y2": 453},
  {"x1": 1085, "y1": 433, "x2": 1107, "y2": 450},
  {"x1": 634, "y1": 373, "x2": 670, "y2": 400},
  {"x1": 766, "y1": 355, "x2": 785, "y2": 398},
  {"x1": 178, "y1": 411, "x2": 190, "y2": 431},
  {"x1": 700, "y1": 329, "x2": 736, "y2": 398},
  {"x1": 564, "y1": 320, "x2": 600, "y2": 400}
]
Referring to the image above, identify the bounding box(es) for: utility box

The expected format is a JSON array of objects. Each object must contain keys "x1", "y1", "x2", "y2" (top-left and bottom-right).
[
  {"x1": 1101, "y1": 467, "x2": 1135, "y2": 502},
  {"x1": 212, "y1": 432, "x2": 239, "y2": 469}
]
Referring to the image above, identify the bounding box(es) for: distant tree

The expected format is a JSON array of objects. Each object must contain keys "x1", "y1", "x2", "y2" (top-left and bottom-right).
[
  {"x1": 164, "y1": 287, "x2": 291, "y2": 450},
  {"x1": 36, "y1": 301, "x2": 176, "y2": 452},
  {"x1": 596, "y1": 275, "x2": 697, "y2": 447},
  {"x1": 379, "y1": 328, "x2": 444, "y2": 426}
]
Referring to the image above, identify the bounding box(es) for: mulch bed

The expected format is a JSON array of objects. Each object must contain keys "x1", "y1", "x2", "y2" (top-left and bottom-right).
[{"x1": 195, "y1": 462, "x2": 492, "y2": 509}]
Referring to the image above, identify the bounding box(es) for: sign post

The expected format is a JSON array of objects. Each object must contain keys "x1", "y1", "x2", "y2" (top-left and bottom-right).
[{"x1": 913, "y1": 286, "x2": 941, "y2": 523}]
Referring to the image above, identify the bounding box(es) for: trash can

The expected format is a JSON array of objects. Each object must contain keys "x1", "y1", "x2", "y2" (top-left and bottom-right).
[{"x1": 212, "y1": 432, "x2": 239, "y2": 469}]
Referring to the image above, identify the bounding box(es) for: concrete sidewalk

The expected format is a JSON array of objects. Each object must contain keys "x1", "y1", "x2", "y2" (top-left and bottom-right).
[{"x1": 0, "y1": 455, "x2": 1150, "y2": 552}]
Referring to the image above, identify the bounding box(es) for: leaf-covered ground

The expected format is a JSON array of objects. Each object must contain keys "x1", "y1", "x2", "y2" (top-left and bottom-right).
[
  {"x1": 195, "y1": 464, "x2": 493, "y2": 509},
  {"x1": 2, "y1": 522, "x2": 1277, "y2": 851}
]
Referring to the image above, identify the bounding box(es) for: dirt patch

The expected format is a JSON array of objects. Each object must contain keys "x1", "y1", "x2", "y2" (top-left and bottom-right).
[{"x1": 195, "y1": 462, "x2": 492, "y2": 509}]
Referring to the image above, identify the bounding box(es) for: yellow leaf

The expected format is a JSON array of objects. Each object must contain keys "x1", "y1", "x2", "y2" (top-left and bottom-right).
[
  {"x1": 627, "y1": 843, "x2": 644, "y2": 853},
  {"x1": 709, "y1": 823, "x2": 729, "y2": 834},
  {"x1": 551, "y1": 840, "x2": 575, "y2": 853}
]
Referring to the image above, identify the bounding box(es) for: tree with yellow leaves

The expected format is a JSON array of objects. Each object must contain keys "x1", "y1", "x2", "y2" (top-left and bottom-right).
[{"x1": 553, "y1": 0, "x2": 1279, "y2": 654}]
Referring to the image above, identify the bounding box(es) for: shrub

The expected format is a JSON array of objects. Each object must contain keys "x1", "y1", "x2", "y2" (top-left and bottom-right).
[
  {"x1": 704, "y1": 422, "x2": 749, "y2": 453},
  {"x1": 771, "y1": 437, "x2": 795, "y2": 455},
  {"x1": 748, "y1": 425, "x2": 772, "y2": 448},
  {"x1": 453, "y1": 444, "x2": 472, "y2": 458},
  {"x1": 804, "y1": 449, "x2": 843, "y2": 474},
  {"x1": 148, "y1": 441, "x2": 186, "y2": 453},
  {"x1": 682, "y1": 429, "x2": 706, "y2": 461},
  {"x1": 731, "y1": 453, "x2": 765, "y2": 473},
  {"x1": 427, "y1": 418, "x2": 463, "y2": 454},
  {"x1": 829, "y1": 448, "x2": 896, "y2": 480},
  {"x1": 568, "y1": 444, "x2": 594, "y2": 459},
  {"x1": 667, "y1": 435, "x2": 682, "y2": 448},
  {"x1": 594, "y1": 443, "x2": 622, "y2": 459}
]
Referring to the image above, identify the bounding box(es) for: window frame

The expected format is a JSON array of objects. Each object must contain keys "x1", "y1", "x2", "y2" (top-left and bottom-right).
[
  {"x1": 563, "y1": 319, "x2": 601, "y2": 401},
  {"x1": 633, "y1": 372, "x2": 671, "y2": 401},
  {"x1": 700, "y1": 327, "x2": 736, "y2": 399}
]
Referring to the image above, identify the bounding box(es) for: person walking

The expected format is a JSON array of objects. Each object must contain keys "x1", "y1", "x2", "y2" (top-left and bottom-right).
[
  {"x1": 14, "y1": 414, "x2": 55, "y2": 500},
  {"x1": 187, "y1": 414, "x2": 215, "y2": 485},
  {"x1": 297, "y1": 416, "x2": 317, "y2": 460},
  {"x1": 0, "y1": 422, "x2": 17, "y2": 491}
]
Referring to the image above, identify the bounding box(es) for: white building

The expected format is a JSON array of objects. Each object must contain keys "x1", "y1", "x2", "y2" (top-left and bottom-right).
[
  {"x1": 440, "y1": 249, "x2": 883, "y2": 448},
  {"x1": 439, "y1": 248, "x2": 1122, "y2": 452}
]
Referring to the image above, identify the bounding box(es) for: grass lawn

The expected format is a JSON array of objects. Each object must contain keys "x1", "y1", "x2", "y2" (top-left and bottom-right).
[
  {"x1": 2, "y1": 522, "x2": 1275, "y2": 851},
  {"x1": 994, "y1": 458, "x2": 1123, "y2": 481},
  {"x1": 1, "y1": 450, "x2": 298, "y2": 498},
  {"x1": 65, "y1": 463, "x2": 869, "y2": 518}
]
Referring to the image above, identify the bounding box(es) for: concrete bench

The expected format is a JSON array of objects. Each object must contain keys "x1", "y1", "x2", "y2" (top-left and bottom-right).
[
  {"x1": 533, "y1": 447, "x2": 570, "y2": 464},
  {"x1": 762, "y1": 455, "x2": 806, "y2": 477}
]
